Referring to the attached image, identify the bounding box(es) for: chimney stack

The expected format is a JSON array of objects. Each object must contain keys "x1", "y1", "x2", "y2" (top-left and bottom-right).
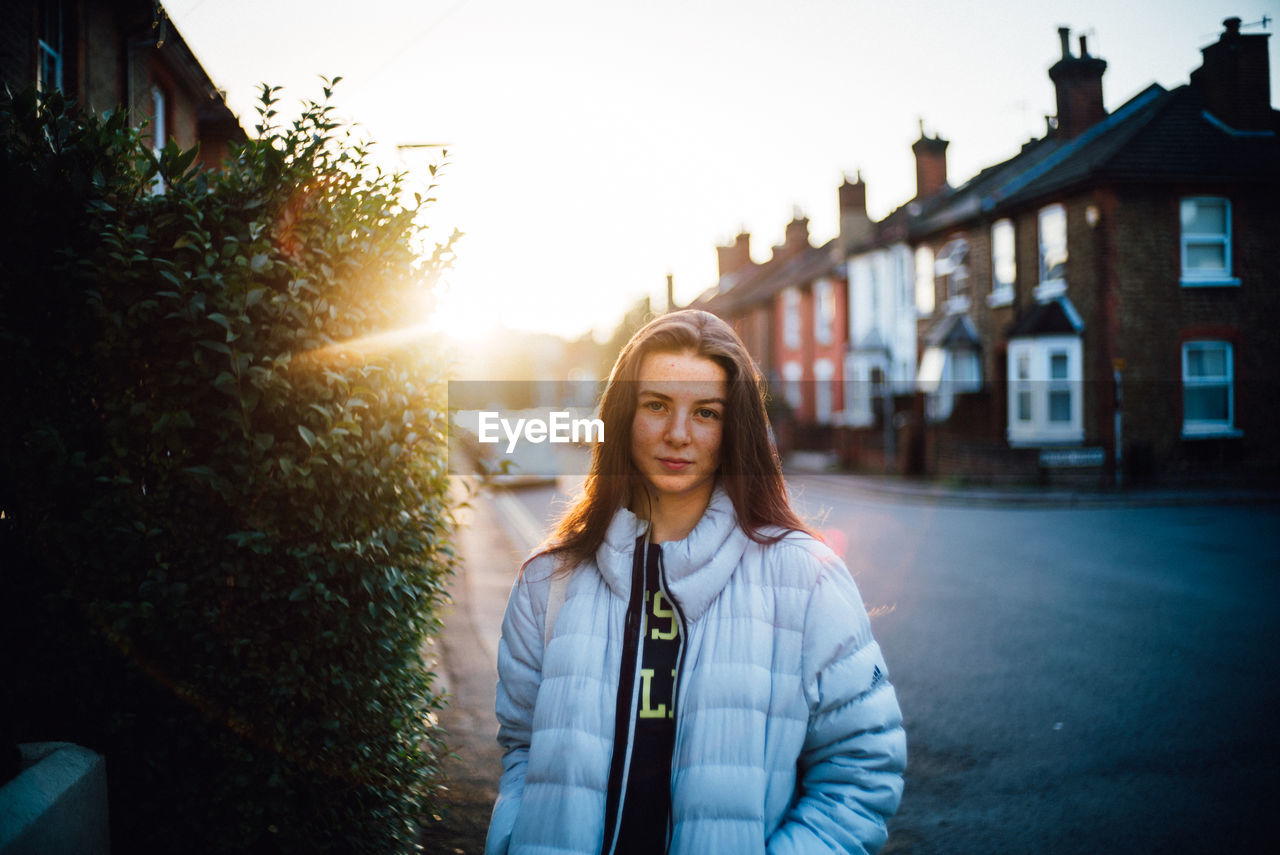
[
  {"x1": 665, "y1": 273, "x2": 675, "y2": 313},
  {"x1": 716, "y1": 232, "x2": 753, "y2": 280},
  {"x1": 1048, "y1": 26, "x2": 1108, "y2": 139},
  {"x1": 1190, "y1": 17, "x2": 1274, "y2": 132},
  {"x1": 839, "y1": 171, "x2": 873, "y2": 251},
  {"x1": 911, "y1": 120, "x2": 949, "y2": 199},
  {"x1": 784, "y1": 214, "x2": 810, "y2": 254}
]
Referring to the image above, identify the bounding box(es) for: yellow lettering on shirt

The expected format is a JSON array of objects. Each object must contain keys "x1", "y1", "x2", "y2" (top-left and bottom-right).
[
  {"x1": 639, "y1": 668, "x2": 667, "y2": 719},
  {"x1": 651, "y1": 591, "x2": 678, "y2": 640}
]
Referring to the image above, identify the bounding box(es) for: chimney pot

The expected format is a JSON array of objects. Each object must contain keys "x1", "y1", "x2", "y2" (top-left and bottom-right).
[
  {"x1": 716, "y1": 232, "x2": 753, "y2": 279},
  {"x1": 1192, "y1": 15, "x2": 1272, "y2": 131},
  {"x1": 911, "y1": 126, "x2": 950, "y2": 198},
  {"x1": 1049, "y1": 26, "x2": 1108, "y2": 138},
  {"x1": 1058, "y1": 26, "x2": 1071, "y2": 59}
]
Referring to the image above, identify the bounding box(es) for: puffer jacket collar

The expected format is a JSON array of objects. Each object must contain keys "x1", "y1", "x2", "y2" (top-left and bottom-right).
[{"x1": 595, "y1": 486, "x2": 750, "y2": 622}]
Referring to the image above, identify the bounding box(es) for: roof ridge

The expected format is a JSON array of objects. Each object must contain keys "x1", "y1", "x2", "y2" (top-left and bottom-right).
[{"x1": 985, "y1": 82, "x2": 1168, "y2": 209}]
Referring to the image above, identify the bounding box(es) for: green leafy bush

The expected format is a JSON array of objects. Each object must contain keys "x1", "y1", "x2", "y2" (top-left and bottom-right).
[{"x1": 1, "y1": 83, "x2": 458, "y2": 853}]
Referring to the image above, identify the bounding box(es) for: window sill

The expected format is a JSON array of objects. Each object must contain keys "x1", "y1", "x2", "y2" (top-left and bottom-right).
[
  {"x1": 1007, "y1": 436, "x2": 1084, "y2": 448},
  {"x1": 1033, "y1": 280, "x2": 1066, "y2": 302},
  {"x1": 1180, "y1": 277, "x2": 1240, "y2": 288},
  {"x1": 1181, "y1": 426, "x2": 1243, "y2": 439},
  {"x1": 986, "y1": 288, "x2": 1014, "y2": 308}
]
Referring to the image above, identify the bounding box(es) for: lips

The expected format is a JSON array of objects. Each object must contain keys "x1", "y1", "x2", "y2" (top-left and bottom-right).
[{"x1": 658, "y1": 458, "x2": 693, "y2": 471}]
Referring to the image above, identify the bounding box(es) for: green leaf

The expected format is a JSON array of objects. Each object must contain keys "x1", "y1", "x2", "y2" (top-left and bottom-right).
[{"x1": 298, "y1": 425, "x2": 317, "y2": 448}]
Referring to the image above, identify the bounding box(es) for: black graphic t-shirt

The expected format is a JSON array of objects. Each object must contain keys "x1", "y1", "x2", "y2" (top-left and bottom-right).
[{"x1": 610, "y1": 535, "x2": 684, "y2": 854}]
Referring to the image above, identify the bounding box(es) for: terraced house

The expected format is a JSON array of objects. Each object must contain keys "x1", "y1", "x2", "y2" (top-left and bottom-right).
[
  {"x1": 906, "y1": 19, "x2": 1279, "y2": 486},
  {"x1": 698, "y1": 18, "x2": 1279, "y2": 487},
  {"x1": 2, "y1": 0, "x2": 242, "y2": 167}
]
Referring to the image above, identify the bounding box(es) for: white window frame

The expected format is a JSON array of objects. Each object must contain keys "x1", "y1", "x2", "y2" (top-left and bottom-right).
[
  {"x1": 782, "y1": 361, "x2": 803, "y2": 413},
  {"x1": 37, "y1": 0, "x2": 64, "y2": 93},
  {"x1": 919, "y1": 346, "x2": 981, "y2": 422},
  {"x1": 814, "y1": 279, "x2": 835, "y2": 345},
  {"x1": 843, "y1": 355, "x2": 874, "y2": 427},
  {"x1": 1036, "y1": 204, "x2": 1067, "y2": 301},
  {"x1": 149, "y1": 86, "x2": 171, "y2": 195},
  {"x1": 1181, "y1": 340, "x2": 1240, "y2": 437},
  {"x1": 988, "y1": 218, "x2": 1015, "y2": 307},
  {"x1": 1180, "y1": 197, "x2": 1238, "y2": 287},
  {"x1": 814, "y1": 359, "x2": 835, "y2": 424},
  {"x1": 936, "y1": 236, "x2": 971, "y2": 314},
  {"x1": 782, "y1": 287, "x2": 801, "y2": 349},
  {"x1": 1007, "y1": 335, "x2": 1084, "y2": 446},
  {"x1": 914, "y1": 245, "x2": 935, "y2": 316}
]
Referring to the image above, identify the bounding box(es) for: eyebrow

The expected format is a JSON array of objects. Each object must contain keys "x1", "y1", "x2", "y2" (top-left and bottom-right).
[{"x1": 637, "y1": 389, "x2": 727, "y2": 406}]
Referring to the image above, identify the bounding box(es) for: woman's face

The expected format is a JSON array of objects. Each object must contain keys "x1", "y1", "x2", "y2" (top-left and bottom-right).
[{"x1": 629, "y1": 349, "x2": 728, "y2": 504}]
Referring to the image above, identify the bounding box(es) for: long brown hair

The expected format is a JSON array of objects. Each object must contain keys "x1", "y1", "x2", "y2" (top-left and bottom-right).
[{"x1": 546, "y1": 309, "x2": 812, "y2": 569}]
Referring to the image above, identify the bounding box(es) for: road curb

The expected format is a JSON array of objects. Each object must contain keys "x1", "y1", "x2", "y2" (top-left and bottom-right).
[{"x1": 790, "y1": 471, "x2": 1280, "y2": 509}]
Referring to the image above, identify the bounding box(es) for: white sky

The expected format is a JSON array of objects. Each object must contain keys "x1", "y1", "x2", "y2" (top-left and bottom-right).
[{"x1": 165, "y1": 0, "x2": 1279, "y2": 342}]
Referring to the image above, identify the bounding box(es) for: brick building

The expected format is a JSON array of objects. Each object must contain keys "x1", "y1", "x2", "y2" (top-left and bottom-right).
[
  {"x1": 2, "y1": 0, "x2": 243, "y2": 166},
  {"x1": 691, "y1": 214, "x2": 847, "y2": 452},
  {"x1": 907, "y1": 20, "x2": 1280, "y2": 485}
]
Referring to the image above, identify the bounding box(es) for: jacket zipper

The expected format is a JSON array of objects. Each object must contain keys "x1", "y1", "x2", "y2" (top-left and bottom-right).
[
  {"x1": 602, "y1": 528, "x2": 651, "y2": 855},
  {"x1": 658, "y1": 545, "x2": 689, "y2": 851}
]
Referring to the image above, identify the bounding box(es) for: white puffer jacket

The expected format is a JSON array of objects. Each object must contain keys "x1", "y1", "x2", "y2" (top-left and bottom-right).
[{"x1": 486, "y1": 488, "x2": 906, "y2": 855}]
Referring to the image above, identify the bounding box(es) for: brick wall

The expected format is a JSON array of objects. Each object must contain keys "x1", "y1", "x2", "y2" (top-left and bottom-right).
[{"x1": 1107, "y1": 183, "x2": 1280, "y2": 483}]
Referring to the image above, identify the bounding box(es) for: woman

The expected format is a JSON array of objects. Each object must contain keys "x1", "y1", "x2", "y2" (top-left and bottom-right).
[{"x1": 486, "y1": 310, "x2": 905, "y2": 855}]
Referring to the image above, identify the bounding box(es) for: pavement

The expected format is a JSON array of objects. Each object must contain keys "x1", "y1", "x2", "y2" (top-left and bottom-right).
[
  {"x1": 419, "y1": 482, "x2": 536, "y2": 854},
  {"x1": 781, "y1": 453, "x2": 1280, "y2": 509}
]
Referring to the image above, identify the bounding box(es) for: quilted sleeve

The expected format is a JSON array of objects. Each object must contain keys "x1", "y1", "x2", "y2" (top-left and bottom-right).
[
  {"x1": 767, "y1": 556, "x2": 907, "y2": 855},
  {"x1": 484, "y1": 553, "x2": 554, "y2": 855}
]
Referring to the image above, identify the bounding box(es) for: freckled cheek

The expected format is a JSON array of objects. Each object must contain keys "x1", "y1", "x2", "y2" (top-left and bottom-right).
[
  {"x1": 698, "y1": 425, "x2": 725, "y2": 464},
  {"x1": 630, "y1": 416, "x2": 662, "y2": 457}
]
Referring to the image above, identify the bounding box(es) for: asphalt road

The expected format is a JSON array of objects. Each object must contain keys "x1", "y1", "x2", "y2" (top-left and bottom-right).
[{"x1": 455, "y1": 477, "x2": 1280, "y2": 854}]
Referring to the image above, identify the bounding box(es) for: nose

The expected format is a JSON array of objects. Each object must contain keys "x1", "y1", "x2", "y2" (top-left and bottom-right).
[{"x1": 665, "y1": 409, "x2": 691, "y2": 446}]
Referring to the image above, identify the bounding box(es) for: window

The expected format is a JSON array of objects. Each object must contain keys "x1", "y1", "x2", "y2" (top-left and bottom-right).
[
  {"x1": 919, "y1": 346, "x2": 981, "y2": 422},
  {"x1": 844, "y1": 356, "x2": 874, "y2": 427},
  {"x1": 814, "y1": 359, "x2": 835, "y2": 424},
  {"x1": 1007, "y1": 335, "x2": 1083, "y2": 445},
  {"x1": 1180, "y1": 197, "x2": 1236, "y2": 285},
  {"x1": 781, "y1": 361, "x2": 804, "y2": 415},
  {"x1": 914, "y1": 245, "x2": 935, "y2": 315},
  {"x1": 814, "y1": 279, "x2": 835, "y2": 345},
  {"x1": 989, "y1": 219, "x2": 1015, "y2": 306},
  {"x1": 150, "y1": 86, "x2": 169, "y2": 194},
  {"x1": 1015, "y1": 352, "x2": 1033, "y2": 423},
  {"x1": 1036, "y1": 204, "x2": 1067, "y2": 300},
  {"x1": 936, "y1": 236, "x2": 970, "y2": 313},
  {"x1": 782, "y1": 287, "x2": 801, "y2": 349},
  {"x1": 1182, "y1": 341, "x2": 1237, "y2": 436},
  {"x1": 37, "y1": 0, "x2": 63, "y2": 93}
]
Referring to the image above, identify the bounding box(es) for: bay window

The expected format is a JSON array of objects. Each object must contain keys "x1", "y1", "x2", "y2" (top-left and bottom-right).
[{"x1": 1007, "y1": 335, "x2": 1083, "y2": 445}]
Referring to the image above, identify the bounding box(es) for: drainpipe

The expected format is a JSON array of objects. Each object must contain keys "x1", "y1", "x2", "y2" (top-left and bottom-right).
[{"x1": 1113, "y1": 365, "x2": 1123, "y2": 487}]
